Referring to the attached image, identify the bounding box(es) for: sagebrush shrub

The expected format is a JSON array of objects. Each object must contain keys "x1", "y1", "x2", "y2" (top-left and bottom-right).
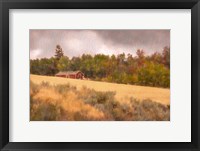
[{"x1": 30, "y1": 81, "x2": 170, "y2": 121}]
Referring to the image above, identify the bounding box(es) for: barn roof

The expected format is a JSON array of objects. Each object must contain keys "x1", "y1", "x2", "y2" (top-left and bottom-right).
[{"x1": 55, "y1": 71, "x2": 83, "y2": 76}]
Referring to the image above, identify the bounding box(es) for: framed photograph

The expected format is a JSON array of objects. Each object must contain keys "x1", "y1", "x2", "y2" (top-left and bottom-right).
[{"x1": 0, "y1": 0, "x2": 200, "y2": 150}]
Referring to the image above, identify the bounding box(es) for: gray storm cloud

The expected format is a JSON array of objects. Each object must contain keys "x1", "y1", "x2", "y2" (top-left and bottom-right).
[{"x1": 30, "y1": 30, "x2": 170, "y2": 59}]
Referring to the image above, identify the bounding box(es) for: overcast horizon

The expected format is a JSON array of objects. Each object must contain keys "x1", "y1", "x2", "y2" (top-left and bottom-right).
[{"x1": 30, "y1": 30, "x2": 170, "y2": 59}]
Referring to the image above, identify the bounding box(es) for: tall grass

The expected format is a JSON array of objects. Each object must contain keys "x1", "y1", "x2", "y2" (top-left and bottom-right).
[{"x1": 30, "y1": 81, "x2": 170, "y2": 121}]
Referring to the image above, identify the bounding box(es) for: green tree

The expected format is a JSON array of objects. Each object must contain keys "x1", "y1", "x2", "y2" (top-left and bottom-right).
[
  {"x1": 69, "y1": 57, "x2": 82, "y2": 71},
  {"x1": 30, "y1": 57, "x2": 58, "y2": 76},
  {"x1": 80, "y1": 54, "x2": 94, "y2": 78},
  {"x1": 57, "y1": 56, "x2": 70, "y2": 71},
  {"x1": 138, "y1": 61, "x2": 170, "y2": 87}
]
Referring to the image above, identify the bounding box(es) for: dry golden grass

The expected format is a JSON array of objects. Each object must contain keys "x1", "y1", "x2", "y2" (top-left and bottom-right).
[
  {"x1": 31, "y1": 84, "x2": 105, "y2": 121},
  {"x1": 30, "y1": 74, "x2": 170, "y2": 105},
  {"x1": 30, "y1": 79, "x2": 170, "y2": 121}
]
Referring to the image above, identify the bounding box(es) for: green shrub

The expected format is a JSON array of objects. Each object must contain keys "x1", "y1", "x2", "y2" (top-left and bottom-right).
[
  {"x1": 130, "y1": 98, "x2": 170, "y2": 121},
  {"x1": 55, "y1": 83, "x2": 76, "y2": 95},
  {"x1": 31, "y1": 101, "x2": 63, "y2": 121}
]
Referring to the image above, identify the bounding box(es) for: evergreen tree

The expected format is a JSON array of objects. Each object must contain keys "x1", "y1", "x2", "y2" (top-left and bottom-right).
[{"x1": 55, "y1": 45, "x2": 64, "y2": 59}]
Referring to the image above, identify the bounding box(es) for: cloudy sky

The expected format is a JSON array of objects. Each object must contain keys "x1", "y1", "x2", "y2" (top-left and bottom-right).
[{"x1": 30, "y1": 30, "x2": 170, "y2": 59}]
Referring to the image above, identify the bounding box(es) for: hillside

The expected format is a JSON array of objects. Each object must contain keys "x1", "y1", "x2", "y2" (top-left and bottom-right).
[{"x1": 30, "y1": 74, "x2": 170, "y2": 105}]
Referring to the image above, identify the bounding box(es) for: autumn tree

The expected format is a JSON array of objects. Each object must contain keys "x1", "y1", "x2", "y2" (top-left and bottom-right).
[
  {"x1": 150, "y1": 52, "x2": 162, "y2": 64},
  {"x1": 162, "y1": 46, "x2": 170, "y2": 68},
  {"x1": 136, "y1": 49, "x2": 145, "y2": 66},
  {"x1": 30, "y1": 46, "x2": 170, "y2": 88}
]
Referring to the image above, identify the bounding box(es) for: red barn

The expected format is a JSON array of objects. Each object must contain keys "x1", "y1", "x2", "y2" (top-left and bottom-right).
[{"x1": 55, "y1": 71, "x2": 84, "y2": 79}]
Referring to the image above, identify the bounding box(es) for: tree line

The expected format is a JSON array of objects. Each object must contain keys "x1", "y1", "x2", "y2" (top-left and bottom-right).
[{"x1": 30, "y1": 45, "x2": 170, "y2": 88}]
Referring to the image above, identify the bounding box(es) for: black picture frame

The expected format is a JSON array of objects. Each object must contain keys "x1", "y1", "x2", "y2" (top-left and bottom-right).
[{"x1": 0, "y1": 0, "x2": 200, "y2": 151}]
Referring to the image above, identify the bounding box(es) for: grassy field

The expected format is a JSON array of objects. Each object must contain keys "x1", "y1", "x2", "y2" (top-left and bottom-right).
[
  {"x1": 30, "y1": 74, "x2": 170, "y2": 105},
  {"x1": 30, "y1": 74, "x2": 170, "y2": 121}
]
